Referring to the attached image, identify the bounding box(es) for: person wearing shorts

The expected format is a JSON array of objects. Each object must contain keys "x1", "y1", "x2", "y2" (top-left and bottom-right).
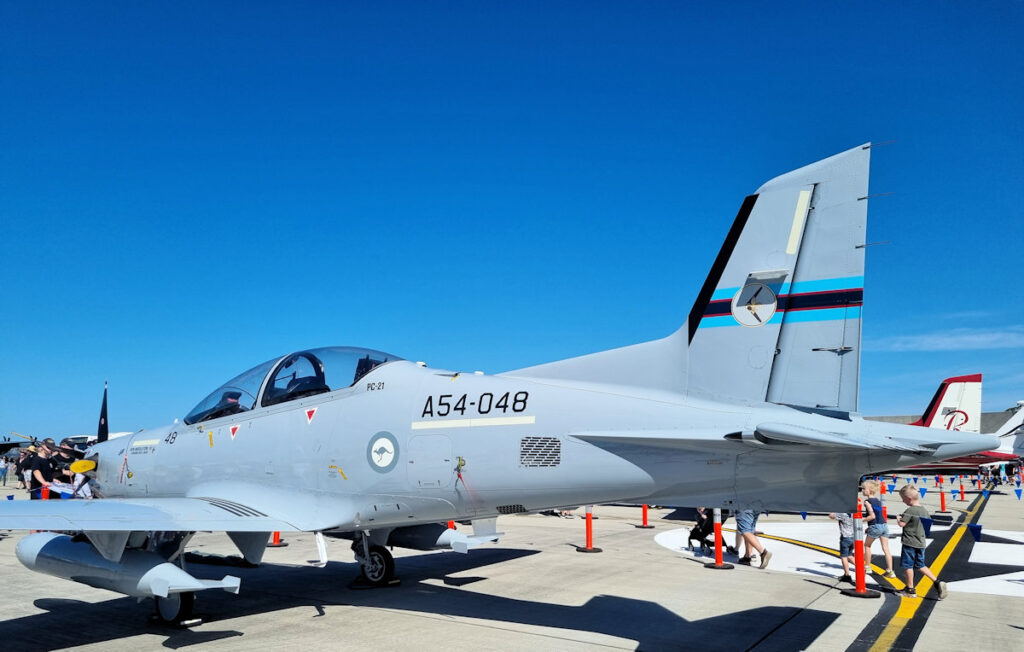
[
  {"x1": 896, "y1": 485, "x2": 947, "y2": 599},
  {"x1": 829, "y1": 512, "x2": 856, "y2": 583},
  {"x1": 735, "y1": 509, "x2": 772, "y2": 569},
  {"x1": 862, "y1": 479, "x2": 896, "y2": 578}
]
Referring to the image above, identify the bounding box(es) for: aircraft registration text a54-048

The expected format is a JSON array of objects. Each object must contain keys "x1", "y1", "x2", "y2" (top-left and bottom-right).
[
  {"x1": 420, "y1": 391, "x2": 529, "y2": 418},
  {"x1": 414, "y1": 391, "x2": 536, "y2": 429}
]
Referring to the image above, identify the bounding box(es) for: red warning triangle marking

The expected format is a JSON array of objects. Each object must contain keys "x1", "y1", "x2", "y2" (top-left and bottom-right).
[
  {"x1": 230, "y1": 425, "x2": 240, "y2": 439},
  {"x1": 306, "y1": 407, "x2": 318, "y2": 424}
]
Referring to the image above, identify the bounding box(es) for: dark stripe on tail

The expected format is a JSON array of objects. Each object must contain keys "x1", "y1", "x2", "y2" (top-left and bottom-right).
[
  {"x1": 687, "y1": 194, "x2": 759, "y2": 343},
  {"x1": 702, "y1": 288, "x2": 863, "y2": 318}
]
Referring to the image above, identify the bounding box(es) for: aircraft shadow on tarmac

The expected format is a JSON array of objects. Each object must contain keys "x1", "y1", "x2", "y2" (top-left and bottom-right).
[{"x1": 0, "y1": 547, "x2": 840, "y2": 651}]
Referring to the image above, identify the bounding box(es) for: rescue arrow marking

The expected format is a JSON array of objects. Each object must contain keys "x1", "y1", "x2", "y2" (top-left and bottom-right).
[
  {"x1": 230, "y1": 425, "x2": 240, "y2": 439},
  {"x1": 306, "y1": 407, "x2": 318, "y2": 424}
]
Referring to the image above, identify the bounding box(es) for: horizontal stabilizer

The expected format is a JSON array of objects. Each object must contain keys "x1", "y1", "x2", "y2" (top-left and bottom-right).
[
  {"x1": 871, "y1": 438, "x2": 934, "y2": 453},
  {"x1": 755, "y1": 422, "x2": 870, "y2": 449},
  {"x1": 574, "y1": 429, "x2": 738, "y2": 451}
]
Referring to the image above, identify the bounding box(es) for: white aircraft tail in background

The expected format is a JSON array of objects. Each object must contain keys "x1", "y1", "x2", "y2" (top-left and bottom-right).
[
  {"x1": 909, "y1": 374, "x2": 982, "y2": 432},
  {"x1": 995, "y1": 400, "x2": 1024, "y2": 458}
]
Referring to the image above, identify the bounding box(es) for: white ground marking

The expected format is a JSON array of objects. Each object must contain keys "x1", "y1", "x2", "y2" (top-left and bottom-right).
[
  {"x1": 945, "y1": 529, "x2": 1024, "y2": 597},
  {"x1": 658, "y1": 520, "x2": 1024, "y2": 598},
  {"x1": 655, "y1": 519, "x2": 952, "y2": 588}
]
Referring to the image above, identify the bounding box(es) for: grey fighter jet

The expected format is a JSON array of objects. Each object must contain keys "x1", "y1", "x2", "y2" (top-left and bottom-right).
[{"x1": 1, "y1": 144, "x2": 998, "y2": 622}]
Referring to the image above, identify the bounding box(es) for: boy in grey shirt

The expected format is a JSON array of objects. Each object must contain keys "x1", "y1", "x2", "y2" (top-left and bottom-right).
[
  {"x1": 896, "y1": 485, "x2": 947, "y2": 599},
  {"x1": 828, "y1": 511, "x2": 856, "y2": 584}
]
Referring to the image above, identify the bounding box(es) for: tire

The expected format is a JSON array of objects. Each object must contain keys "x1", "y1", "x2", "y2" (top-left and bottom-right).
[
  {"x1": 360, "y1": 545, "x2": 395, "y2": 584},
  {"x1": 155, "y1": 591, "x2": 195, "y2": 623}
]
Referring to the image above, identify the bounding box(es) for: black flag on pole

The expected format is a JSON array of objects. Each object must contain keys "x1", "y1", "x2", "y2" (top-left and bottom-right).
[{"x1": 97, "y1": 382, "x2": 109, "y2": 443}]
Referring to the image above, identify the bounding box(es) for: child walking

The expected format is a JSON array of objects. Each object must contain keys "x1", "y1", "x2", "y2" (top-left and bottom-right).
[
  {"x1": 861, "y1": 479, "x2": 896, "y2": 578},
  {"x1": 896, "y1": 484, "x2": 947, "y2": 599},
  {"x1": 828, "y1": 511, "x2": 856, "y2": 583}
]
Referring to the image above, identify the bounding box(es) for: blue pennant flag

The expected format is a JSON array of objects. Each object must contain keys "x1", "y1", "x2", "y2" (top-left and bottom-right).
[
  {"x1": 952, "y1": 490, "x2": 960, "y2": 499},
  {"x1": 983, "y1": 490, "x2": 990, "y2": 498},
  {"x1": 920, "y1": 488, "x2": 928, "y2": 498},
  {"x1": 888, "y1": 484, "x2": 896, "y2": 493},
  {"x1": 913, "y1": 477, "x2": 918, "y2": 484},
  {"x1": 1015, "y1": 489, "x2": 1022, "y2": 500},
  {"x1": 800, "y1": 511, "x2": 807, "y2": 520}
]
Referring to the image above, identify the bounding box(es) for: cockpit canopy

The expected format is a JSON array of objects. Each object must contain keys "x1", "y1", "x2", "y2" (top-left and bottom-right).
[{"x1": 184, "y1": 346, "x2": 402, "y2": 425}]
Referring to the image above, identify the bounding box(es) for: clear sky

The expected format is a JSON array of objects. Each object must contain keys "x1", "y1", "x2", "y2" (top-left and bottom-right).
[{"x1": 2, "y1": 2, "x2": 1022, "y2": 437}]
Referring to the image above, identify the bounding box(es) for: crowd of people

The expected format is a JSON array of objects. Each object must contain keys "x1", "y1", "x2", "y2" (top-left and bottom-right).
[
  {"x1": 688, "y1": 476, "x2": 985, "y2": 599},
  {"x1": 3, "y1": 438, "x2": 92, "y2": 500}
]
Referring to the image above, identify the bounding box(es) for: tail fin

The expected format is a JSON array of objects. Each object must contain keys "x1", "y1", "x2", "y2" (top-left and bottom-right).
[
  {"x1": 504, "y1": 144, "x2": 871, "y2": 401},
  {"x1": 688, "y1": 144, "x2": 869, "y2": 410},
  {"x1": 909, "y1": 374, "x2": 982, "y2": 432},
  {"x1": 97, "y1": 381, "x2": 109, "y2": 443},
  {"x1": 994, "y1": 401, "x2": 1024, "y2": 456}
]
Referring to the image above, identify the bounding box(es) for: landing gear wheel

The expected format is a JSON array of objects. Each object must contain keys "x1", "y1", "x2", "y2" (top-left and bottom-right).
[
  {"x1": 359, "y1": 544, "x2": 395, "y2": 585},
  {"x1": 155, "y1": 591, "x2": 195, "y2": 624}
]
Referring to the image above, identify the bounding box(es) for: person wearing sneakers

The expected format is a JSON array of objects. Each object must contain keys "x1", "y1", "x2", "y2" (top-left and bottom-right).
[
  {"x1": 861, "y1": 479, "x2": 897, "y2": 579},
  {"x1": 735, "y1": 509, "x2": 772, "y2": 569},
  {"x1": 896, "y1": 484, "x2": 947, "y2": 599},
  {"x1": 828, "y1": 511, "x2": 856, "y2": 584}
]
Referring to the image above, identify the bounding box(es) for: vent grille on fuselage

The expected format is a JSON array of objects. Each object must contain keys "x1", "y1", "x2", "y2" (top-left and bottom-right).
[
  {"x1": 497, "y1": 504, "x2": 526, "y2": 514},
  {"x1": 519, "y1": 436, "x2": 561, "y2": 467}
]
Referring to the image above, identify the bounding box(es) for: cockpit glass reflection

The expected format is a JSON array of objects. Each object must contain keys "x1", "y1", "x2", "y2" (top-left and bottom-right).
[{"x1": 184, "y1": 347, "x2": 402, "y2": 424}]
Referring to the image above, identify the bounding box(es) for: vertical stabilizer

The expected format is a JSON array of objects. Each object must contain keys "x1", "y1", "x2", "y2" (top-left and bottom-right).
[
  {"x1": 909, "y1": 374, "x2": 982, "y2": 433},
  {"x1": 994, "y1": 401, "x2": 1024, "y2": 457},
  {"x1": 688, "y1": 144, "x2": 869, "y2": 409},
  {"x1": 97, "y1": 382, "x2": 109, "y2": 443}
]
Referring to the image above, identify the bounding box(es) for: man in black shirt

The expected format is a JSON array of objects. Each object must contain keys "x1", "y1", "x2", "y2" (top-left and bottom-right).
[
  {"x1": 52, "y1": 439, "x2": 77, "y2": 484},
  {"x1": 29, "y1": 445, "x2": 55, "y2": 500},
  {"x1": 14, "y1": 450, "x2": 30, "y2": 489}
]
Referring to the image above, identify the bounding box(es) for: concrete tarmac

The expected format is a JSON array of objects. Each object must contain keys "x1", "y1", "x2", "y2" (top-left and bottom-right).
[{"x1": 0, "y1": 480, "x2": 1021, "y2": 651}]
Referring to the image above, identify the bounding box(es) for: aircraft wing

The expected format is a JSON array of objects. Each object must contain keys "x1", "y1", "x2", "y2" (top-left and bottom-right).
[
  {"x1": 0, "y1": 496, "x2": 301, "y2": 533},
  {"x1": 0, "y1": 482, "x2": 360, "y2": 535}
]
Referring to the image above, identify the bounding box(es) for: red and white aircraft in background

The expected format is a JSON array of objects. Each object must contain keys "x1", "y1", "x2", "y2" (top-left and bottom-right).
[{"x1": 899, "y1": 374, "x2": 1022, "y2": 474}]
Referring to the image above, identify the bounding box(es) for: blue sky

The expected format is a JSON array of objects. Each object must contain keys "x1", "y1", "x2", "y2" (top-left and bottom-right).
[{"x1": 2, "y1": 2, "x2": 1022, "y2": 436}]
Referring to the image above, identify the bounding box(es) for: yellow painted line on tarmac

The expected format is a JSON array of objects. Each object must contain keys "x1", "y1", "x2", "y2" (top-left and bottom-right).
[
  {"x1": 867, "y1": 489, "x2": 988, "y2": 652},
  {"x1": 722, "y1": 527, "x2": 904, "y2": 589}
]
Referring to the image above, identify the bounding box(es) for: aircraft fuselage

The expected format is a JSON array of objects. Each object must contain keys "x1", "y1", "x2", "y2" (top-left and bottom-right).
[{"x1": 89, "y1": 360, "x2": 994, "y2": 526}]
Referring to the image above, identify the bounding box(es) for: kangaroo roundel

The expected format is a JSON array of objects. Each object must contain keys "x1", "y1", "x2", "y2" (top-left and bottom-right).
[
  {"x1": 367, "y1": 431, "x2": 399, "y2": 473},
  {"x1": 731, "y1": 282, "x2": 777, "y2": 327}
]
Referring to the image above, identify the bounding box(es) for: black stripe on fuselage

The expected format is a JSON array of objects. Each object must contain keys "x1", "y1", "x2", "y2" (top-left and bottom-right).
[{"x1": 687, "y1": 194, "x2": 759, "y2": 343}]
